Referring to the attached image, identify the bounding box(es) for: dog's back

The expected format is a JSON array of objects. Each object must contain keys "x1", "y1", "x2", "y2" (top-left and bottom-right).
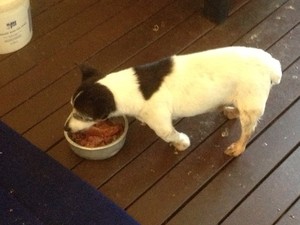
[
  {"x1": 173, "y1": 46, "x2": 281, "y2": 85},
  {"x1": 155, "y1": 46, "x2": 282, "y2": 118}
]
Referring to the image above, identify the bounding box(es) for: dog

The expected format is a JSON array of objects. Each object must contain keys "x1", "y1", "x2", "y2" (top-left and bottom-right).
[{"x1": 64, "y1": 46, "x2": 282, "y2": 157}]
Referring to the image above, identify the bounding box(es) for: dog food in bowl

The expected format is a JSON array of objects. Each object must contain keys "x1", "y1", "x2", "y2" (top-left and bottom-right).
[
  {"x1": 64, "y1": 116, "x2": 128, "y2": 160},
  {"x1": 69, "y1": 120, "x2": 124, "y2": 148}
]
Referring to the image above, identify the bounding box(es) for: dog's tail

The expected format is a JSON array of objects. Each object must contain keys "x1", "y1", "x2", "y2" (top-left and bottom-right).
[{"x1": 269, "y1": 57, "x2": 282, "y2": 85}]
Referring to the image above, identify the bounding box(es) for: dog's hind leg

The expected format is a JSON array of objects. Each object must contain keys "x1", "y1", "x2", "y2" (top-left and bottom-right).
[
  {"x1": 223, "y1": 106, "x2": 239, "y2": 119},
  {"x1": 224, "y1": 109, "x2": 262, "y2": 157}
]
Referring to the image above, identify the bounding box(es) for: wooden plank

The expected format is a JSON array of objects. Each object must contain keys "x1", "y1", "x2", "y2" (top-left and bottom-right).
[
  {"x1": 268, "y1": 27, "x2": 300, "y2": 70},
  {"x1": 31, "y1": 0, "x2": 99, "y2": 39},
  {"x1": 69, "y1": 118, "x2": 160, "y2": 186},
  {"x1": 122, "y1": 0, "x2": 290, "y2": 69},
  {"x1": 100, "y1": 113, "x2": 226, "y2": 208},
  {"x1": 1, "y1": 70, "x2": 81, "y2": 133},
  {"x1": 87, "y1": 0, "x2": 202, "y2": 74},
  {"x1": 119, "y1": 0, "x2": 250, "y2": 68},
  {"x1": 236, "y1": 0, "x2": 300, "y2": 49},
  {"x1": 221, "y1": 146, "x2": 300, "y2": 224},
  {"x1": 119, "y1": 11, "x2": 214, "y2": 68},
  {"x1": 22, "y1": 104, "x2": 71, "y2": 150},
  {"x1": 276, "y1": 198, "x2": 300, "y2": 225},
  {"x1": 184, "y1": 0, "x2": 289, "y2": 53},
  {"x1": 46, "y1": 138, "x2": 83, "y2": 170},
  {"x1": 0, "y1": 0, "x2": 135, "y2": 88},
  {"x1": 30, "y1": 0, "x2": 63, "y2": 17},
  {"x1": 0, "y1": 0, "x2": 173, "y2": 117},
  {"x1": 165, "y1": 98, "x2": 300, "y2": 225}
]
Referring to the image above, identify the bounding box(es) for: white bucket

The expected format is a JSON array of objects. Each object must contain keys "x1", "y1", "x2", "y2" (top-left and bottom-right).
[{"x1": 0, "y1": 0, "x2": 32, "y2": 54}]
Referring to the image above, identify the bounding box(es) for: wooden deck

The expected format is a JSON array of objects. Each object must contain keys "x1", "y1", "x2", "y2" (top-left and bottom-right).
[{"x1": 1, "y1": 0, "x2": 300, "y2": 224}]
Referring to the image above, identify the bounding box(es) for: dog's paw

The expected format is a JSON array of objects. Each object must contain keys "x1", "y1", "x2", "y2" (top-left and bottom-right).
[
  {"x1": 224, "y1": 142, "x2": 245, "y2": 157},
  {"x1": 172, "y1": 133, "x2": 190, "y2": 151}
]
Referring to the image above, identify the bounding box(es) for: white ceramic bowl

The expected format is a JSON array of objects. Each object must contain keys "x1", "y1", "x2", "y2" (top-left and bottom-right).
[{"x1": 64, "y1": 116, "x2": 128, "y2": 160}]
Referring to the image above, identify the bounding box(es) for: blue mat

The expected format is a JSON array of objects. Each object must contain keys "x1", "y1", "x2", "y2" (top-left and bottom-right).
[{"x1": 0, "y1": 121, "x2": 140, "y2": 225}]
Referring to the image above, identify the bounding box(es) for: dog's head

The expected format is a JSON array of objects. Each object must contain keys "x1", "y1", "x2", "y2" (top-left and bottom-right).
[{"x1": 64, "y1": 64, "x2": 116, "y2": 132}]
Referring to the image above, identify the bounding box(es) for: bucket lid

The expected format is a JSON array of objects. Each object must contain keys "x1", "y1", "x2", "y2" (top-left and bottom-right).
[{"x1": 0, "y1": 0, "x2": 29, "y2": 13}]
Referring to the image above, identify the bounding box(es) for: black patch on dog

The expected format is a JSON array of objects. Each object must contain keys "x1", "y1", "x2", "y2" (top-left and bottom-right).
[
  {"x1": 73, "y1": 81, "x2": 116, "y2": 120},
  {"x1": 134, "y1": 57, "x2": 173, "y2": 100}
]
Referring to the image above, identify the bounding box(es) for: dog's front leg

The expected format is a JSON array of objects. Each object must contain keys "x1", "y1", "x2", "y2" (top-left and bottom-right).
[
  {"x1": 141, "y1": 112, "x2": 190, "y2": 151},
  {"x1": 159, "y1": 127, "x2": 190, "y2": 151},
  {"x1": 153, "y1": 124, "x2": 190, "y2": 151}
]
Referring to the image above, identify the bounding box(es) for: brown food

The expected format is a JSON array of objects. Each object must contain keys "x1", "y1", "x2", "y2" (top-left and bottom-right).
[{"x1": 69, "y1": 120, "x2": 124, "y2": 148}]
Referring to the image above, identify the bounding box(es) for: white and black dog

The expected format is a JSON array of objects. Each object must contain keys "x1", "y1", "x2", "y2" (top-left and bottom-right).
[{"x1": 64, "y1": 46, "x2": 282, "y2": 156}]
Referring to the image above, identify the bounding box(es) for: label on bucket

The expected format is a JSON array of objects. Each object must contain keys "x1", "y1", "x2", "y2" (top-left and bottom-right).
[{"x1": 0, "y1": 1, "x2": 32, "y2": 54}]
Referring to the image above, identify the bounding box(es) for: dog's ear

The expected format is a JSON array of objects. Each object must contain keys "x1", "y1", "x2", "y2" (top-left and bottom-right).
[{"x1": 78, "y1": 64, "x2": 104, "y2": 82}]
